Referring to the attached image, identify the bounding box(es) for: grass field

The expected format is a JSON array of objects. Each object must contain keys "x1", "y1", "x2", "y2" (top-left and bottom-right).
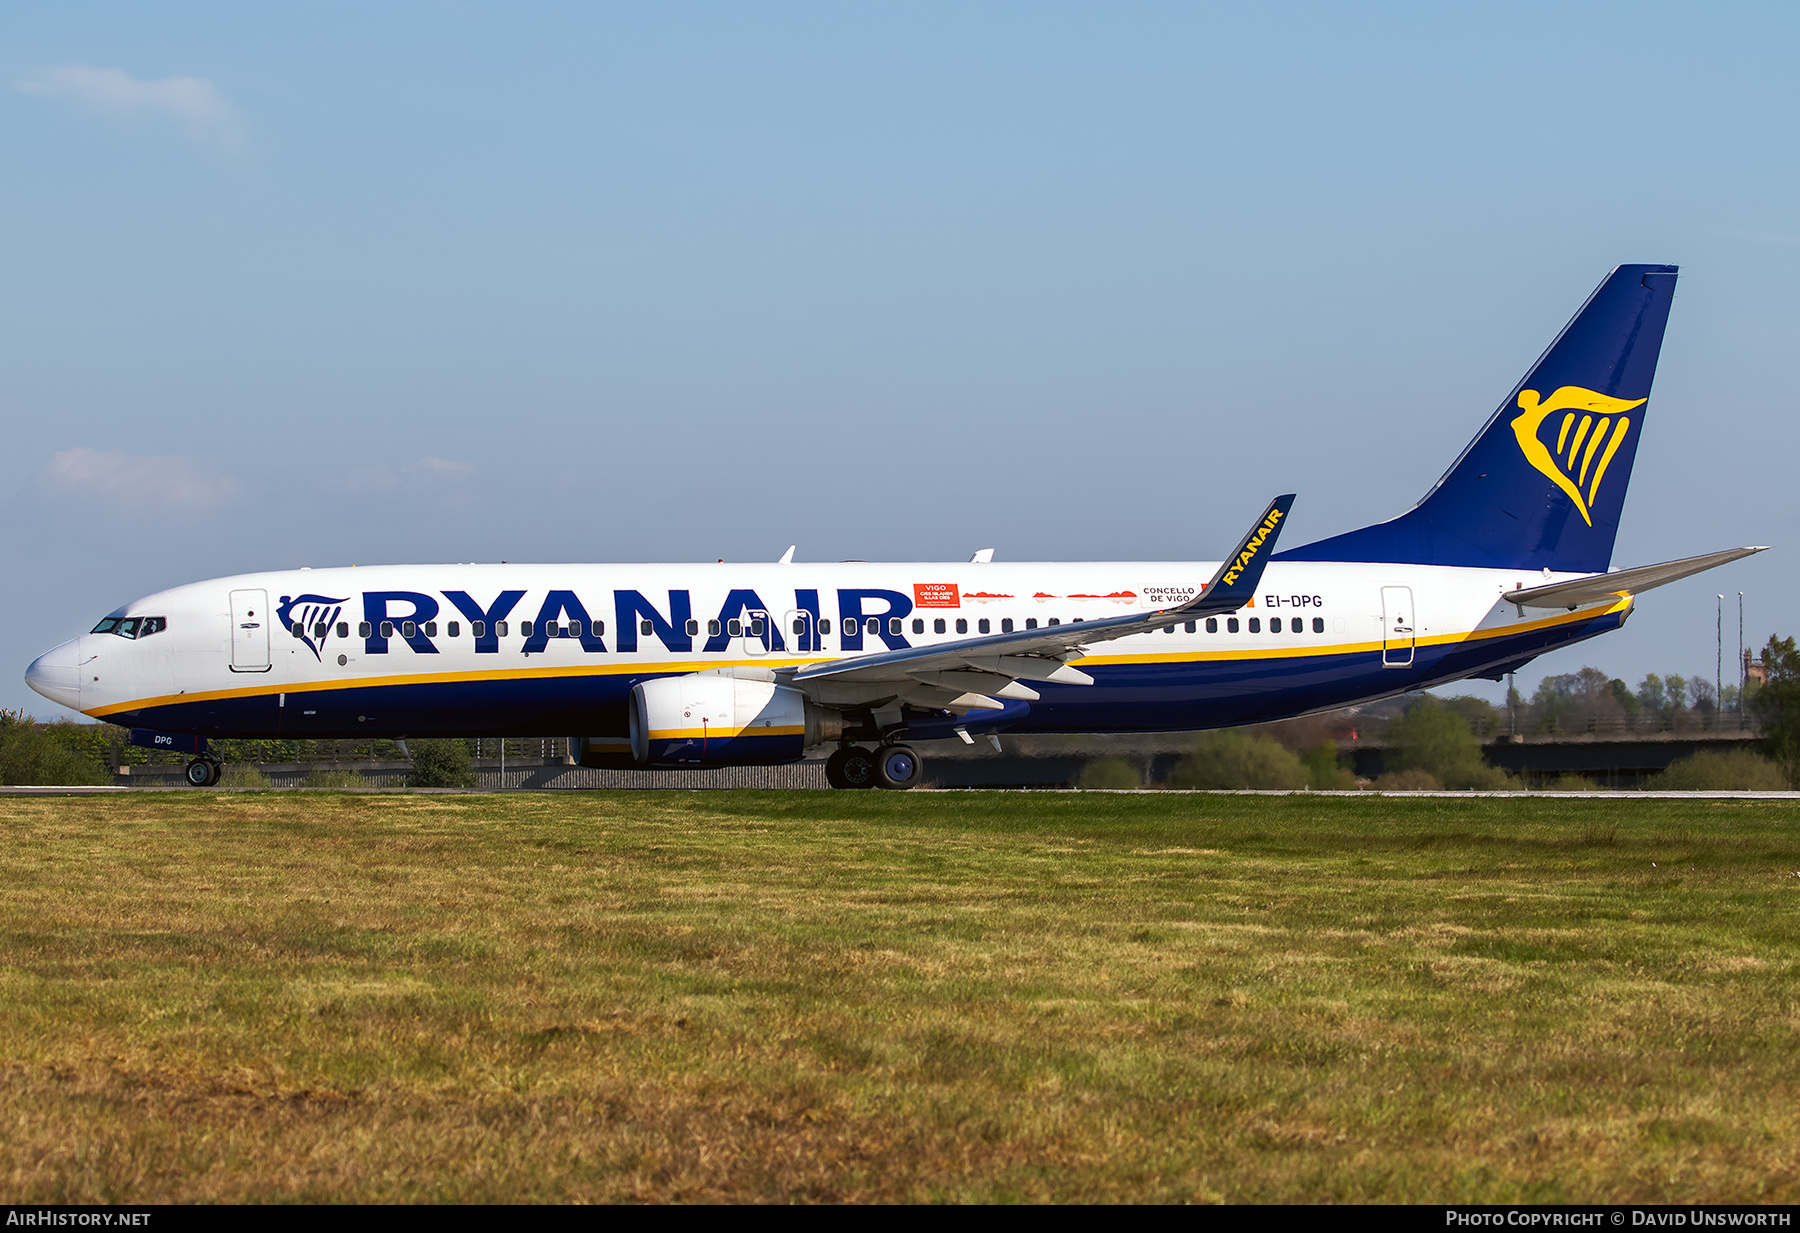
[{"x1": 2, "y1": 790, "x2": 1798, "y2": 1203}]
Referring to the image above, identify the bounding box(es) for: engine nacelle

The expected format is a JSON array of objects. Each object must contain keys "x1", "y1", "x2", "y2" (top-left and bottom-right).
[{"x1": 630, "y1": 676, "x2": 833, "y2": 766}]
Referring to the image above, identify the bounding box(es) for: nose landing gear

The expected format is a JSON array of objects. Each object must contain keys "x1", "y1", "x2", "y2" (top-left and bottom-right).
[
  {"x1": 825, "y1": 743, "x2": 922, "y2": 790},
  {"x1": 185, "y1": 757, "x2": 222, "y2": 788}
]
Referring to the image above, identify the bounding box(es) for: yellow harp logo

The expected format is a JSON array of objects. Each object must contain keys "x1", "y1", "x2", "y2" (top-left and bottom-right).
[{"x1": 1510, "y1": 386, "x2": 1646, "y2": 526}]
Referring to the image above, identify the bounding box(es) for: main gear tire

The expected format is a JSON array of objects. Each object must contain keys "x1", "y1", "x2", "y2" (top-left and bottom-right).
[
  {"x1": 874, "y1": 743, "x2": 922, "y2": 790},
  {"x1": 826, "y1": 746, "x2": 878, "y2": 789}
]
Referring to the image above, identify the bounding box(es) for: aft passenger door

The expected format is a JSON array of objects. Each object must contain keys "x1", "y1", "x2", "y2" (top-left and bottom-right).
[
  {"x1": 1381, "y1": 586, "x2": 1415, "y2": 668},
  {"x1": 230, "y1": 588, "x2": 272, "y2": 672}
]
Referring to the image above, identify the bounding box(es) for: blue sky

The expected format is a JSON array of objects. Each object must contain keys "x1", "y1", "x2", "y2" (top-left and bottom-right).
[{"x1": 4, "y1": 2, "x2": 1797, "y2": 717}]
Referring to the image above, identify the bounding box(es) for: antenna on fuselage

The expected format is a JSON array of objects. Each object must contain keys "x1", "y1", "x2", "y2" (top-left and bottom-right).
[
  {"x1": 778, "y1": 545, "x2": 795, "y2": 565},
  {"x1": 970, "y1": 548, "x2": 995, "y2": 564}
]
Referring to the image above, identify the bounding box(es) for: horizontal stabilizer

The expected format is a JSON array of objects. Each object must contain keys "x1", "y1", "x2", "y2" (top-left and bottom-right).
[{"x1": 1502, "y1": 546, "x2": 1769, "y2": 609}]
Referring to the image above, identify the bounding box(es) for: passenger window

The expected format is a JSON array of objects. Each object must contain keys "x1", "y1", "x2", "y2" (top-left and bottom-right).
[
  {"x1": 1026, "y1": 618, "x2": 1038, "y2": 630},
  {"x1": 728, "y1": 619, "x2": 742, "y2": 637},
  {"x1": 1248, "y1": 618, "x2": 1261, "y2": 633},
  {"x1": 866, "y1": 617, "x2": 880, "y2": 635},
  {"x1": 292, "y1": 622, "x2": 305, "y2": 638},
  {"x1": 1163, "y1": 625, "x2": 1174, "y2": 634},
  {"x1": 425, "y1": 621, "x2": 438, "y2": 637},
  {"x1": 978, "y1": 619, "x2": 990, "y2": 634},
  {"x1": 447, "y1": 621, "x2": 460, "y2": 637},
  {"x1": 521, "y1": 620, "x2": 535, "y2": 637},
  {"x1": 495, "y1": 621, "x2": 508, "y2": 637},
  {"x1": 934, "y1": 618, "x2": 947, "y2": 634},
  {"x1": 359, "y1": 622, "x2": 373, "y2": 638},
  {"x1": 1312, "y1": 617, "x2": 1324, "y2": 633},
  {"x1": 1270, "y1": 618, "x2": 1282, "y2": 633},
  {"x1": 888, "y1": 617, "x2": 900, "y2": 635},
  {"x1": 843, "y1": 617, "x2": 856, "y2": 637},
  {"x1": 1226, "y1": 618, "x2": 1239, "y2": 633},
  {"x1": 912, "y1": 619, "x2": 925, "y2": 634},
  {"x1": 471, "y1": 620, "x2": 485, "y2": 638},
  {"x1": 1001, "y1": 618, "x2": 1014, "y2": 633},
  {"x1": 1293, "y1": 620, "x2": 1303, "y2": 636},
  {"x1": 593, "y1": 620, "x2": 604, "y2": 635},
  {"x1": 1205, "y1": 618, "x2": 1217, "y2": 633},
  {"x1": 956, "y1": 618, "x2": 968, "y2": 634},
  {"x1": 1048, "y1": 617, "x2": 1060, "y2": 626},
  {"x1": 639, "y1": 620, "x2": 653, "y2": 636},
  {"x1": 686, "y1": 619, "x2": 700, "y2": 636},
  {"x1": 793, "y1": 618, "x2": 806, "y2": 635},
  {"x1": 750, "y1": 618, "x2": 765, "y2": 636},
  {"x1": 380, "y1": 621, "x2": 395, "y2": 638},
  {"x1": 404, "y1": 620, "x2": 419, "y2": 638},
  {"x1": 1184, "y1": 621, "x2": 1196, "y2": 633}
]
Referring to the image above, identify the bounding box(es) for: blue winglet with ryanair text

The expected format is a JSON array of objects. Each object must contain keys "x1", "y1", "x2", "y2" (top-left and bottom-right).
[{"x1": 1176, "y1": 493, "x2": 1296, "y2": 618}]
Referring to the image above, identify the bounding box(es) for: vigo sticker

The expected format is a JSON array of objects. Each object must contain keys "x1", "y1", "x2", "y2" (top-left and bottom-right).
[{"x1": 913, "y1": 582, "x2": 961, "y2": 608}]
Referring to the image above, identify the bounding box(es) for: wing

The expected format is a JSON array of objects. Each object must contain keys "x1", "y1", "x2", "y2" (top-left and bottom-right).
[
  {"x1": 1501, "y1": 545, "x2": 1768, "y2": 610},
  {"x1": 788, "y1": 495, "x2": 1295, "y2": 710}
]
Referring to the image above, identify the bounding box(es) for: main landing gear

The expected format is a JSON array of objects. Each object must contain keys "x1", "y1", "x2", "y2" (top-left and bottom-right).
[
  {"x1": 825, "y1": 743, "x2": 922, "y2": 790},
  {"x1": 184, "y1": 756, "x2": 222, "y2": 788}
]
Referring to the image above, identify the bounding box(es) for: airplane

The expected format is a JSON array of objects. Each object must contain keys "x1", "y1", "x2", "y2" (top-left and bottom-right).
[{"x1": 25, "y1": 263, "x2": 1766, "y2": 789}]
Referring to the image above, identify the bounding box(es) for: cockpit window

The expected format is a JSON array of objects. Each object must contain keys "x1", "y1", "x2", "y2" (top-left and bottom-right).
[{"x1": 91, "y1": 616, "x2": 166, "y2": 639}]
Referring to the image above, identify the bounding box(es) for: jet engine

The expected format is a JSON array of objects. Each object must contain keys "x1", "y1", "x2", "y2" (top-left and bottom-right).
[{"x1": 629, "y1": 675, "x2": 840, "y2": 766}]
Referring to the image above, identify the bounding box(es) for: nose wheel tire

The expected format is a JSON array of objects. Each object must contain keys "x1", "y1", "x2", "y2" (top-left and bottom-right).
[
  {"x1": 826, "y1": 746, "x2": 878, "y2": 789},
  {"x1": 875, "y1": 743, "x2": 922, "y2": 790},
  {"x1": 185, "y1": 757, "x2": 222, "y2": 788}
]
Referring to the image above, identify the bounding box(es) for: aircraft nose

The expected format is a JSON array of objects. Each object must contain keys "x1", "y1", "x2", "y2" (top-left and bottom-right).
[{"x1": 25, "y1": 638, "x2": 83, "y2": 711}]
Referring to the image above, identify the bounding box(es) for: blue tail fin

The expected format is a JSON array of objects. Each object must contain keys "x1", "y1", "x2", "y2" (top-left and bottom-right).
[{"x1": 1276, "y1": 264, "x2": 1678, "y2": 573}]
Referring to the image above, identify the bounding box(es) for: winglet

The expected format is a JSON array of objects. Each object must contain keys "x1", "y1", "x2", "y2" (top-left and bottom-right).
[{"x1": 1181, "y1": 494, "x2": 1296, "y2": 617}]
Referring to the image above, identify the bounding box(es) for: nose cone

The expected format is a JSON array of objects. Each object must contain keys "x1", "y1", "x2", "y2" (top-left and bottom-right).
[{"x1": 25, "y1": 639, "x2": 82, "y2": 711}]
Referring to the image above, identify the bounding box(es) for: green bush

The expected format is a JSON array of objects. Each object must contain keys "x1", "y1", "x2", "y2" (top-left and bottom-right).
[
  {"x1": 1301, "y1": 741, "x2": 1357, "y2": 790},
  {"x1": 1658, "y1": 749, "x2": 1788, "y2": 791},
  {"x1": 1545, "y1": 774, "x2": 1601, "y2": 791},
  {"x1": 1372, "y1": 768, "x2": 1441, "y2": 791},
  {"x1": 1167, "y1": 730, "x2": 1308, "y2": 790},
  {"x1": 1386, "y1": 696, "x2": 1509, "y2": 789},
  {"x1": 1077, "y1": 758, "x2": 1143, "y2": 790},
  {"x1": 0, "y1": 712, "x2": 109, "y2": 786},
  {"x1": 219, "y1": 766, "x2": 272, "y2": 789},
  {"x1": 409, "y1": 739, "x2": 478, "y2": 788}
]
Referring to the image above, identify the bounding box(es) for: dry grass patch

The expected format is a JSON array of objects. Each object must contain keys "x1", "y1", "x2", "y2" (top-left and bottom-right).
[{"x1": 0, "y1": 790, "x2": 1798, "y2": 1201}]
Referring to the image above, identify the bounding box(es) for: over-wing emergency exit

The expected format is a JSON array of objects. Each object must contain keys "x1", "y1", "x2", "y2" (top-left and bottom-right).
[{"x1": 26, "y1": 264, "x2": 1766, "y2": 787}]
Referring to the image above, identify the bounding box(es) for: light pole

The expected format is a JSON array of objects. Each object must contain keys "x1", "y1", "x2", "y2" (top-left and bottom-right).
[
  {"x1": 1717, "y1": 594, "x2": 1725, "y2": 732},
  {"x1": 1739, "y1": 591, "x2": 1746, "y2": 729}
]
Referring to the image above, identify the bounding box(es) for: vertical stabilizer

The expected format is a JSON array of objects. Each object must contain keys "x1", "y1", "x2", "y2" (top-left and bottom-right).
[{"x1": 1277, "y1": 264, "x2": 1677, "y2": 573}]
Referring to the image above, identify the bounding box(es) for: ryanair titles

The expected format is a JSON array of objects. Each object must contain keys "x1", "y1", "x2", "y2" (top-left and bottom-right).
[{"x1": 1220, "y1": 506, "x2": 1285, "y2": 588}]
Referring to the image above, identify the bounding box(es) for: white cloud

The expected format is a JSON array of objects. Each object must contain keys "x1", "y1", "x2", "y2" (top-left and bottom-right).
[
  {"x1": 404, "y1": 456, "x2": 476, "y2": 480},
  {"x1": 15, "y1": 64, "x2": 244, "y2": 150},
  {"x1": 43, "y1": 447, "x2": 240, "y2": 509}
]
